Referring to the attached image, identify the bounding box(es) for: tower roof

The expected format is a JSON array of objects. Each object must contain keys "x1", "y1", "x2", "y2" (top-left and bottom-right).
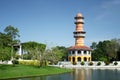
[
  {"x1": 76, "y1": 13, "x2": 83, "y2": 17},
  {"x1": 69, "y1": 46, "x2": 91, "y2": 51}
]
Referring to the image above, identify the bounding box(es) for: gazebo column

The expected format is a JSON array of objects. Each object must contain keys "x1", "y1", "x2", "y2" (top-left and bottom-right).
[
  {"x1": 81, "y1": 56, "x2": 84, "y2": 62},
  {"x1": 75, "y1": 56, "x2": 78, "y2": 62},
  {"x1": 75, "y1": 51, "x2": 78, "y2": 62}
]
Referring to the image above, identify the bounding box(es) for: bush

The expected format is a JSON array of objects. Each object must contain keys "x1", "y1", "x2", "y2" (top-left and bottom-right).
[
  {"x1": 12, "y1": 60, "x2": 19, "y2": 64},
  {"x1": 104, "y1": 61, "x2": 109, "y2": 65},
  {"x1": 19, "y1": 60, "x2": 39, "y2": 66},
  {"x1": 81, "y1": 61, "x2": 84, "y2": 65},
  {"x1": 18, "y1": 60, "x2": 48, "y2": 66},
  {"x1": 97, "y1": 62, "x2": 101, "y2": 66},
  {"x1": 114, "y1": 61, "x2": 118, "y2": 65},
  {"x1": 89, "y1": 62, "x2": 93, "y2": 66},
  {"x1": 73, "y1": 62, "x2": 77, "y2": 65}
]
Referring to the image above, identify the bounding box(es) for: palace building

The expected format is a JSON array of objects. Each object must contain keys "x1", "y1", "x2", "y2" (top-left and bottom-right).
[{"x1": 68, "y1": 13, "x2": 91, "y2": 63}]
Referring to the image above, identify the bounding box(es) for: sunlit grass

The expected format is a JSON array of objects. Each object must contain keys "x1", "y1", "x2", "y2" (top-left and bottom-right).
[{"x1": 0, "y1": 64, "x2": 72, "y2": 79}]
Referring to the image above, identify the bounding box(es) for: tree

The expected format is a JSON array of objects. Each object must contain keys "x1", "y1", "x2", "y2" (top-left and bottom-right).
[
  {"x1": 0, "y1": 47, "x2": 11, "y2": 61},
  {"x1": 0, "y1": 33, "x2": 12, "y2": 47},
  {"x1": 91, "y1": 39, "x2": 120, "y2": 62},
  {"x1": 51, "y1": 46, "x2": 68, "y2": 61},
  {"x1": 22, "y1": 41, "x2": 46, "y2": 60},
  {"x1": 22, "y1": 41, "x2": 46, "y2": 67},
  {"x1": 90, "y1": 42, "x2": 97, "y2": 50},
  {"x1": 0, "y1": 25, "x2": 20, "y2": 61},
  {"x1": 45, "y1": 49, "x2": 59, "y2": 64},
  {"x1": 4, "y1": 25, "x2": 20, "y2": 41}
]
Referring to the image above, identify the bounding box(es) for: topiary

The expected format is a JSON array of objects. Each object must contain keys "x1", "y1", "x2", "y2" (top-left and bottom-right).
[
  {"x1": 89, "y1": 62, "x2": 93, "y2": 66},
  {"x1": 114, "y1": 61, "x2": 118, "y2": 66},
  {"x1": 81, "y1": 61, "x2": 84, "y2": 65},
  {"x1": 73, "y1": 62, "x2": 77, "y2": 65},
  {"x1": 104, "y1": 61, "x2": 109, "y2": 65},
  {"x1": 97, "y1": 62, "x2": 101, "y2": 66}
]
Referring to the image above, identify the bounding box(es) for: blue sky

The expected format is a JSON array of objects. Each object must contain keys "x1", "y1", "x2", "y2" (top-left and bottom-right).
[{"x1": 0, "y1": 0, "x2": 120, "y2": 48}]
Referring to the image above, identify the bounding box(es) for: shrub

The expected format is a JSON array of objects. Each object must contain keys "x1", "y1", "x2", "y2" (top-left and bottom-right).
[
  {"x1": 19, "y1": 60, "x2": 39, "y2": 66},
  {"x1": 73, "y1": 62, "x2": 77, "y2": 65},
  {"x1": 81, "y1": 61, "x2": 84, "y2": 65},
  {"x1": 104, "y1": 61, "x2": 109, "y2": 65},
  {"x1": 12, "y1": 60, "x2": 19, "y2": 64},
  {"x1": 89, "y1": 62, "x2": 93, "y2": 66},
  {"x1": 97, "y1": 62, "x2": 101, "y2": 66},
  {"x1": 114, "y1": 61, "x2": 118, "y2": 65},
  {"x1": 18, "y1": 60, "x2": 48, "y2": 66}
]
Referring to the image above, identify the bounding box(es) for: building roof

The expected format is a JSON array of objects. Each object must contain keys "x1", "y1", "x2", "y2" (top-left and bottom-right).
[
  {"x1": 69, "y1": 46, "x2": 91, "y2": 51},
  {"x1": 76, "y1": 13, "x2": 83, "y2": 17}
]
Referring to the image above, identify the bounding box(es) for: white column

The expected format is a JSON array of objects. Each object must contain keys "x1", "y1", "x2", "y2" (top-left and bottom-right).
[
  {"x1": 81, "y1": 50, "x2": 84, "y2": 55},
  {"x1": 19, "y1": 45, "x2": 22, "y2": 56},
  {"x1": 75, "y1": 50, "x2": 77, "y2": 55}
]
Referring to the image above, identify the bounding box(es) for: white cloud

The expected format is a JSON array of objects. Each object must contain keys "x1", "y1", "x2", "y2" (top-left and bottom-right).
[
  {"x1": 102, "y1": 0, "x2": 120, "y2": 9},
  {"x1": 95, "y1": 0, "x2": 120, "y2": 21},
  {"x1": 95, "y1": 13, "x2": 107, "y2": 21}
]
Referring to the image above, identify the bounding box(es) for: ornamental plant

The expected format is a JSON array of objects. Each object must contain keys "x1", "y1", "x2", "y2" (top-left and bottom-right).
[
  {"x1": 89, "y1": 62, "x2": 93, "y2": 66},
  {"x1": 73, "y1": 62, "x2": 77, "y2": 65},
  {"x1": 81, "y1": 61, "x2": 84, "y2": 65},
  {"x1": 114, "y1": 61, "x2": 118, "y2": 66},
  {"x1": 104, "y1": 61, "x2": 109, "y2": 65},
  {"x1": 97, "y1": 62, "x2": 101, "y2": 66}
]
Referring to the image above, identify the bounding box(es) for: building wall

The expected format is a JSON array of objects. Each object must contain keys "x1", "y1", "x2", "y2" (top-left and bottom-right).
[{"x1": 68, "y1": 50, "x2": 91, "y2": 62}]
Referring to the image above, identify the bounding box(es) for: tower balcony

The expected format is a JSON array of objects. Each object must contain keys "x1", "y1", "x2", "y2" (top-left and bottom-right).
[
  {"x1": 73, "y1": 31, "x2": 86, "y2": 37},
  {"x1": 74, "y1": 16, "x2": 84, "y2": 19},
  {"x1": 74, "y1": 33, "x2": 85, "y2": 37},
  {"x1": 74, "y1": 22, "x2": 84, "y2": 24},
  {"x1": 75, "y1": 19, "x2": 84, "y2": 23},
  {"x1": 74, "y1": 17, "x2": 84, "y2": 24}
]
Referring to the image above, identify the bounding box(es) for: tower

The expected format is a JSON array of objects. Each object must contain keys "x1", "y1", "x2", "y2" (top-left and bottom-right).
[
  {"x1": 74, "y1": 13, "x2": 85, "y2": 46},
  {"x1": 68, "y1": 13, "x2": 91, "y2": 63}
]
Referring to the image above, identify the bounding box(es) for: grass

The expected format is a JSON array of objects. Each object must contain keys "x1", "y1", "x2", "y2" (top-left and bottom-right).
[{"x1": 0, "y1": 64, "x2": 72, "y2": 79}]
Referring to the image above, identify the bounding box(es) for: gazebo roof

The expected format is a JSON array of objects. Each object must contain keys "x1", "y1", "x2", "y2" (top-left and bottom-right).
[{"x1": 69, "y1": 46, "x2": 91, "y2": 51}]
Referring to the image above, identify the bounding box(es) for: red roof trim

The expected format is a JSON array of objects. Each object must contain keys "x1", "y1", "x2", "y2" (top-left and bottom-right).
[{"x1": 69, "y1": 46, "x2": 91, "y2": 51}]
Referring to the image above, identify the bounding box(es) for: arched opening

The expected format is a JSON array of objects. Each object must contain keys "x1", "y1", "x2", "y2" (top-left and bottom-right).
[
  {"x1": 72, "y1": 57, "x2": 75, "y2": 62},
  {"x1": 78, "y1": 57, "x2": 81, "y2": 61},
  {"x1": 88, "y1": 57, "x2": 90, "y2": 61},
  {"x1": 84, "y1": 57, "x2": 87, "y2": 61}
]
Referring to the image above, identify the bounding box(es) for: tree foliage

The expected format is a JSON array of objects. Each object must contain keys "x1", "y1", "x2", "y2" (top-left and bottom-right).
[
  {"x1": 22, "y1": 41, "x2": 46, "y2": 60},
  {"x1": 91, "y1": 39, "x2": 120, "y2": 62},
  {"x1": 39, "y1": 46, "x2": 68, "y2": 65},
  {"x1": 51, "y1": 46, "x2": 68, "y2": 61},
  {"x1": 0, "y1": 25, "x2": 20, "y2": 61},
  {"x1": 22, "y1": 41, "x2": 47, "y2": 67},
  {"x1": 4, "y1": 25, "x2": 20, "y2": 40}
]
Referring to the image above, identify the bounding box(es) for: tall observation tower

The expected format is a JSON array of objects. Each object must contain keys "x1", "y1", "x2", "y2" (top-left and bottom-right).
[{"x1": 68, "y1": 13, "x2": 91, "y2": 63}]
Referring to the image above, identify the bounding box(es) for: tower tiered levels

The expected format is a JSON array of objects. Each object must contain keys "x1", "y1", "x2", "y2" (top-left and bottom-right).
[{"x1": 68, "y1": 13, "x2": 91, "y2": 63}]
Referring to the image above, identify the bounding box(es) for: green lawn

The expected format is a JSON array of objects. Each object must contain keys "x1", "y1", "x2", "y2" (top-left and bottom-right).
[{"x1": 0, "y1": 64, "x2": 72, "y2": 79}]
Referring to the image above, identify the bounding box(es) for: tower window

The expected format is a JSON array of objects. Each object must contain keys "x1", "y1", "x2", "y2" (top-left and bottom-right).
[
  {"x1": 78, "y1": 50, "x2": 81, "y2": 54},
  {"x1": 72, "y1": 51, "x2": 75, "y2": 54},
  {"x1": 84, "y1": 51, "x2": 87, "y2": 54},
  {"x1": 89, "y1": 51, "x2": 91, "y2": 54}
]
